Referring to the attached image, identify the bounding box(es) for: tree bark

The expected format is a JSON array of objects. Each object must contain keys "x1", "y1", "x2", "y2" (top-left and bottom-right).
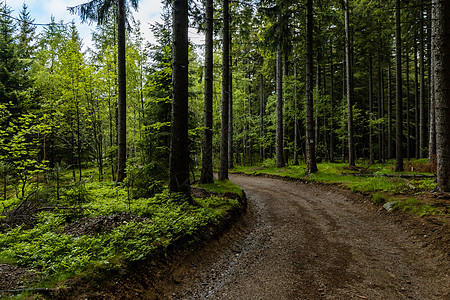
[
  {"x1": 169, "y1": 0, "x2": 191, "y2": 198},
  {"x1": 329, "y1": 45, "x2": 334, "y2": 162},
  {"x1": 395, "y1": 0, "x2": 403, "y2": 171},
  {"x1": 429, "y1": 19, "x2": 437, "y2": 163},
  {"x1": 369, "y1": 54, "x2": 374, "y2": 164},
  {"x1": 345, "y1": 0, "x2": 355, "y2": 167},
  {"x1": 293, "y1": 60, "x2": 299, "y2": 165},
  {"x1": 419, "y1": 0, "x2": 427, "y2": 158},
  {"x1": 200, "y1": 0, "x2": 214, "y2": 184},
  {"x1": 218, "y1": 0, "x2": 229, "y2": 180},
  {"x1": 260, "y1": 74, "x2": 266, "y2": 161},
  {"x1": 276, "y1": 46, "x2": 285, "y2": 167},
  {"x1": 305, "y1": 0, "x2": 317, "y2": 173},
  {"x1": 433, "y1": 0, "x2": 450, "y2": 191},
  {"x1": 406, "y1": 45, "x2": 411, "y2": 161},
  {"x1": 414, "y1": 39, "x2": 420, "y2": 158},
  {"x1": 387, "y1": 64, "x2": 392, "y2": 159},
  {"x1": 116, "y1": 0, "x2": 127, "y2": 184},
  {"x1": 228, "y1": 61, "x2": 234, "y2": 169}
]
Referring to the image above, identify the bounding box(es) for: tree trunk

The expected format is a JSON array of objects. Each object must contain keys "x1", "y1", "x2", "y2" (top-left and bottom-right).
[
  {"x1": 414, "y1": 39, "x2": 420, "y2": 158},
  {"x1": 429, "y1": 20, "x2": 437, "y2": 163},
  {"x1": 406, "y1": 45, "x2": 411, "y2": 161},
  {"x1": 369, "y1": 54, "x2": 374, "y2": 164},
  {"x1": 305, "y1": 0, "x2": 317, "y2": 173},
  {"x1": 276, "y1": 46, "x2": 285, "y2": 167},
  {"x1": 169, "y1": 0, "x2": 191, "y2": 199},
  {"x1": 433, "y1": 0, "x2": 450, "y2": 192},
  {"x1": 218, "y1": 0, "x2": 230, "y2": 180},
  {"x1": 228, "y1": 63, "x2": 234, "y2": 169},
  {"x1": 378, "y1": 52, "x2": 384, "y2": 163},
  {"x1": 116, "y1": 0, "x2": 127, "y2": 184},
  {"x1": 419, "y1": 0, "x2": 427, "y2": 158},
  {"x1": 345, "y1": 0, "x2": 355, "y2": 167},
  {"x1": 387, "y1": 64, "x2": 392, "y2": 159},
  {"x1": 329, "y1": 45, "x2": 334, "y2": 162},
  {"x1": 260, "y1": 74, "x2": 265, "y2": 161},
  {"x1": 200, "y1": 0, "x2": 214, "y2": 184},
  {"x1": 293, "y1": 60, "x2": 299, "y2": 165},
  {"x1": 395, "y1": 0, "x2": 403, "y2": 172}
]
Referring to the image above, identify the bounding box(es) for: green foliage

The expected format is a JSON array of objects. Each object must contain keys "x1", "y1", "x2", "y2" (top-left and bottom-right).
[
  {"x1": 371, "y1": 193, "x2": 386, "y2": 205},
  {"x1": 124, "y1": 163, "x2": 165, "y2": 199},
  {"x1": 197, "y1": 179, "x2": 243, "y2": 198},
  {"x1": 0, "y1": 183, "x2": 242, "y2": 283},
  {"x1": 392, "y1": 198, "x2": 442, "y2": 217}
]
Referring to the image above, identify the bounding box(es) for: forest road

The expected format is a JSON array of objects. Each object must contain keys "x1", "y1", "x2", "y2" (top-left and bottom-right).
[{"x1": 158, "y1": 174, "x2": 450, "y2": 300}]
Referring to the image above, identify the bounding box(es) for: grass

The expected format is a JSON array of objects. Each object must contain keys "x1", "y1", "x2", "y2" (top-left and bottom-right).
[
  {"x1": 196, "y1": 179, "x2": 243, "y2": 197},
  {"x1": 392, "y1": 198, "x2": 442, "y2": 217}
]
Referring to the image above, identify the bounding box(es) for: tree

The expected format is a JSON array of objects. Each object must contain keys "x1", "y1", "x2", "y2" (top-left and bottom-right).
[
  {"x1": 305, "y1": 0, "x2": 317, "y2": 173},
  {"x1": 169, "y1": 0, "x2": 191, "y2": 199},
  {"x1": 68, "y1": 0, "x2": 140, "y2": 184},
  {"x1": 395, "y1": 0, "x2": 403, "y2": 172},
  {"x1": 17, "y1": 3, "x2": 37, "y2": 59},
  {"x1": 200, "y1": 0, "x2": 214, "y2": 184},
  {"x1": 433, "y1": 0, "x2": 450, "y2": 192},
  {"x1": 344, "y1": 0, "x2": 355, "y2": 167},
  {"x1": 275, "y1": 45, "x2": 285, "y2": 167},
  {"x1": 219, "y1": 0, "x2": 230, "y2": 181},
  {"x1": 0, "y1": 3, "x2": 31, "y2": 115}
]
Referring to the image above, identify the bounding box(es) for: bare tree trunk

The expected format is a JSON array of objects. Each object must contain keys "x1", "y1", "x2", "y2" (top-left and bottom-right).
[
  {"x1": 395, "y1": 0, "x2": 403, "y2": 172},
  {"x1": 260, "y1": 74, "x2": 265, "y2": 161},
  {"x1": 293, "y1": 60, "x2": 299, "y2": 165},
  {"x1": 406, "y1": 46, "x2": 411, "y2": 161},
  {"x1": 433, "y1": 0, "x2": 450, "y2": 192},
  {"x1": 414, "y1": 40, "x2": 420, "y2": 158},
  {"x1": 429, "y1": 19, "x2": 437, "y2": 163},
  {"x1": 169, "y1": 0, "x2": 191, "y2": 199},
  {"x1": 387, "y1": 64, "x2": 392, "y2": 159},
  {"x1": 369, "y1": 54, "x2": 374, "y2": 164},
  {"x1": 228, "y1": 62, "x2": 234, "y2": 169},
  {"x1": 329, "y1": 45, "x2": 335, "y2": 162},
  {"x1": 200, "y1": 0, "x2": 214, "y2": 184},
  {"x1": 305, "y1": 0, "x2": 317, "y2": 173},
  {"x1": 276, "y1": 46, "x2": 285, "y2": 167},
  {"x1": 345, "y1": 0, "x2": 355, "y2": 167},
  {"x1": 419, "y1": 0, "x2": 427, "y2": 158},
  {"x1": 116, "y1": 0, "x2": 127, "y2": 184},
  {"x1": 218, "y1": 0, "x2": 230, "y2": 180}
]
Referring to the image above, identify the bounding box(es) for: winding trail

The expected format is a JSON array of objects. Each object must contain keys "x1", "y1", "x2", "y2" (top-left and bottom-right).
[{"x1": 159, "y1": 174, "x2": 449, "y2": 299}]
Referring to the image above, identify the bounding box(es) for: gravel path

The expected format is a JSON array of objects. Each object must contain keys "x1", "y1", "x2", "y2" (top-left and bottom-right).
[{"x1": 158, "y1": 174, "x2": 450, "y2": 299}]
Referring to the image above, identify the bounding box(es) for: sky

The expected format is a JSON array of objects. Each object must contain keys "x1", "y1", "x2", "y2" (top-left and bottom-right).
[{"x1": 7, "y1": 0, "x2": 191, "y2": 50}]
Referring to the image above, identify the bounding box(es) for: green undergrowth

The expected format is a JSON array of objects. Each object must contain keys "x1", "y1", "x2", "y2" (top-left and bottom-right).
[
  {"x1": 233, "y1": 159, "x2": 443, "y2": 218},
  {"x1": 196, "y1": 179, "x2": 243, "y2": 198},
  {"x1": 391, "y1": 198, "x2": 442, "y2": 217},
  {"x1": 0, "y1": 179, "x2": 243, "y2": 293}
]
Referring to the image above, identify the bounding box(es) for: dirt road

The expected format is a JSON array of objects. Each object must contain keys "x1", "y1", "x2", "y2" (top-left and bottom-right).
[{"x1": 158, "y1": 174, "x2": 449, "y2": 299}]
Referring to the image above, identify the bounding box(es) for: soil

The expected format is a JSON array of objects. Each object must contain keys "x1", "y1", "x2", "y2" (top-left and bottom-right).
[{"x1": 1, "y1": 174, "x2": 449, "y2": 299}]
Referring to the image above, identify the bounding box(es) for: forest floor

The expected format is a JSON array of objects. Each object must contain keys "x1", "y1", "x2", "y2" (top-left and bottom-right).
[
  {"x1": 154, "y1": 173, "x2": 449, "y2": 299},
  {"x1": 1, "y1": 173, "x2": 449, "y2": 299}
]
